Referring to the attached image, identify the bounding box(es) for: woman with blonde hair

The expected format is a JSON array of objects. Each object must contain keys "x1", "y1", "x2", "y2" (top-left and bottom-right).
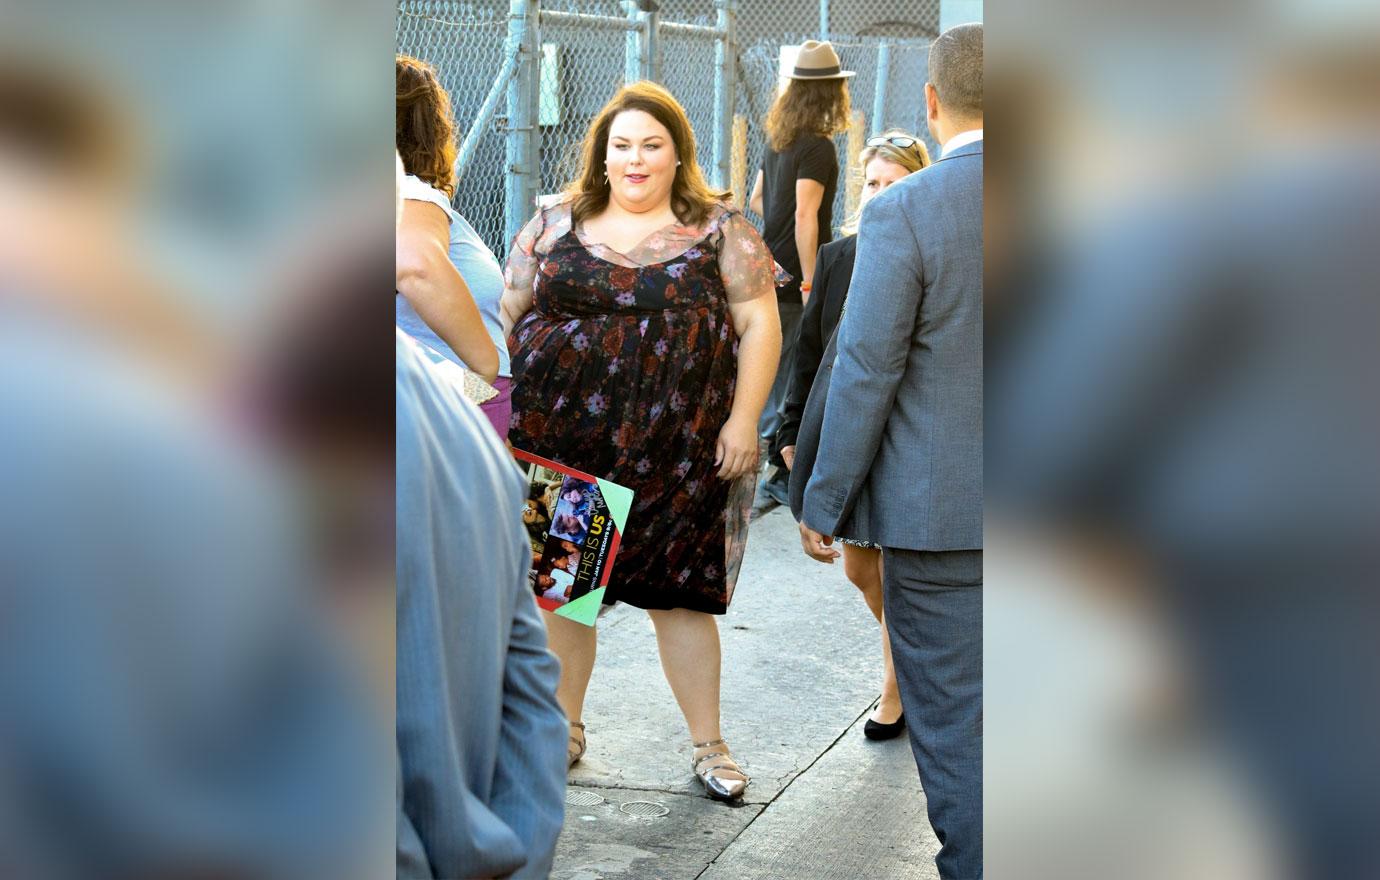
[
  {"x1": 501, "y1": 81, "x2": 782, "y2": 802},
  {"x1": 748, "y1": 40, "x2": 853, "y2": 508},
  {"x1": 776, "y1": 130, "x2": 930, "y2": 740}
]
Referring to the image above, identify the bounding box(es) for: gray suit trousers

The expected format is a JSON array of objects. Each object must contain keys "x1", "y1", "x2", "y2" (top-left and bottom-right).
[{"x1": 884, "y1": 548, "x2": 983, "y2": 880}]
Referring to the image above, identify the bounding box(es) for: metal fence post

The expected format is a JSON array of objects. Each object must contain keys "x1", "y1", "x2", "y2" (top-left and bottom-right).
[
  {"x1": 712, "y1": 0, "x2": 736, "y2": 192},
  {"x1": 623, "y1": 1, "x2": 640, "y2": 83},
  {"x1": 505, "y1": 0, "x2": 540, "y2": 248},
  {"x1": 871, "y1": 42, "x2": 891, "y2": 136},
  {"x1": 454, "y1": 45, "x2": 523, "y2": 188},
  {"x1": 819, "y1": 0, "x2": 830, "y2": 40},
  {"x1": 639, "y1": 6, "x2": 660, "y2": 82}
]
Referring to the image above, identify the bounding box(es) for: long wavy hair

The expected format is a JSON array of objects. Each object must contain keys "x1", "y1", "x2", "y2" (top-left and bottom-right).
[
  {"x1": 764, "y1": 77, "x2": 851, "y2": 152},
  {"x1": 567, "y1": 81, "x2": 729, "y2": 227},
  {"x1": 840, "y1": 130, "x2": 930, "y2": 234},
  {"x1": 395, "y1": 55, "x2": 457, "y2": 199}
]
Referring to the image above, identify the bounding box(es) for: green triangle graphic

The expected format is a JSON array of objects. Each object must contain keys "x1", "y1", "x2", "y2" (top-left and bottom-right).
[
  {"x1": 555, "y1": 587, "x2": 605, "y2": 626},
  {"x1": 595, "y1": 479, "x2": 634, "y2": 534}
]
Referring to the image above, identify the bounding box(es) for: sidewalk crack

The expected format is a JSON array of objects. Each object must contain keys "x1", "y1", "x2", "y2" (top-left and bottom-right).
[{"x1": 691, "y1": 704, "x2": 874, "y2": 879}]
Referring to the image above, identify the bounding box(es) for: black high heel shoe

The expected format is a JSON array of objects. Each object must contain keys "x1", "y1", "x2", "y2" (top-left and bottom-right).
[{"x1": 863, "y1": 712, "x2": 906, "y2": 741}]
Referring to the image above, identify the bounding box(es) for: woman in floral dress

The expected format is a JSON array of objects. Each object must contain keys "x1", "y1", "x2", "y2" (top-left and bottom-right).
[{"x1": 500, "y1": 82, "x2": 781, "y2": 801}]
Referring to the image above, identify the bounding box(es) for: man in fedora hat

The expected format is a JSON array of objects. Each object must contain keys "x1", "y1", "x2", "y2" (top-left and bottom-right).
[
  {"x1": 749, "y1": 39, "x2": 854, "y2": 511},
  {"x1": 786, "y1": 39, "x2": 857, "y2": 81}
]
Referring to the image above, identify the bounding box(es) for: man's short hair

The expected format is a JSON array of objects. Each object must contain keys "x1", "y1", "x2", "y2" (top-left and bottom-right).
[{"x1": 929, "y1": 23, "x2": 982, "y2": 118}]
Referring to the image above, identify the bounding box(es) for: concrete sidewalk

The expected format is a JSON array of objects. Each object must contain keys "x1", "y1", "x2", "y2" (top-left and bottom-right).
[{"x1": 551, "y1": 505, "x2": 940, "y2": 880}]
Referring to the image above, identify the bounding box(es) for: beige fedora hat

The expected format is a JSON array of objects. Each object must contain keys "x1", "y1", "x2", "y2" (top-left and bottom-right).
[{"x1": 787, "y1": 40, "x2": 855, "y2": 80}]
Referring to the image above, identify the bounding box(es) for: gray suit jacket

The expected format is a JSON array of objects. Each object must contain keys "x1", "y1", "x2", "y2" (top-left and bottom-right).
[
  {"x1": 395, "y1": 330, "x2": 567, "y2": 879},
  {"x1": 800, "y1": 140, "x2": 983, "y2": 550}
]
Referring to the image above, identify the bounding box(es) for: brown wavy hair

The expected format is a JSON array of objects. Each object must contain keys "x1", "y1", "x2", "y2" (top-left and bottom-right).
[
  {"x1": 764, "y1": 78, "x2": 852, "y2": 152},
  {"x1": 567, "y1": 81, "x2": 729, "y2": 227},
  {"x1": 395, "y1": 55, "x2": 457, "y2": 199}
]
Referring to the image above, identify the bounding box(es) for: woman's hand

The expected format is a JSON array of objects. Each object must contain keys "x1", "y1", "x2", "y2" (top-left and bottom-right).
[
  {"x1": 715, "y1": 416, "x2": 759, "y2": 480},
  {"x1": 780, "y1": 445, "x2": 796, "y2": 471}
]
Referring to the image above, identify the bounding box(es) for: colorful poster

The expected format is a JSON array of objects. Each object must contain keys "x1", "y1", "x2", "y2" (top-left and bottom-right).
[{"x1": 512, "y1": 449, "x2": 633, "y2": 626}]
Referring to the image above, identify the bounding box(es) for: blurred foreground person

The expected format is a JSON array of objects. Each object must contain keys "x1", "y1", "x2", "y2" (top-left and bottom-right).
[
  {"x1": 988, "y1": 29, "x2": 1380, "y2": 879},
  {"x1": 799, "y1": 23, "x2": 984, "y2": 880},
  {"x1": 0, "y1": 315, "x2": 385, "y2": 880},
  {"x1": 0, "y1": 58, "x2": 219, "y2": 385},
  {"x1": 1, "y1": 55, "x2": 383, "y2": 880},
  {"x1": 395, "y1": 329, "x2": 567, "y2": 879}
]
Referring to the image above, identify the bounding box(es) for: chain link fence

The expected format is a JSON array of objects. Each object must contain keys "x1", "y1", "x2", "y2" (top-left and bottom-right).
[
  {"x1": 658, "y1": 0, "x2": 939, "y2": 42},
  {"x1": 531, "y1": 8, "x2": 631, "y2": 198},
  {"x1": 396, "y1": 1, "x2": 950, "y2": 258},
  {"x1": 660, "y1": 25, "x2": 722, "y2": 178},
  {"x1": 396, "y1": 1, "x2": 511, "y2": 254}
]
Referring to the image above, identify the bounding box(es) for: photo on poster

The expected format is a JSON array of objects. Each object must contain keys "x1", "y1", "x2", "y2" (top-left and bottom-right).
[{"x1": 513, "y1": 449, "x2": 633, "y2": 624}]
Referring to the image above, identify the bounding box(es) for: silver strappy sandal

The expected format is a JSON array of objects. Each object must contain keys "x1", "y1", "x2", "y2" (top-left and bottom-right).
[
  {"x1": 691, "y1": 738, "x2": 749, "y2": 802},
  {"x1": 568, "y1": 721, "x2": 586, "y2": 769}
]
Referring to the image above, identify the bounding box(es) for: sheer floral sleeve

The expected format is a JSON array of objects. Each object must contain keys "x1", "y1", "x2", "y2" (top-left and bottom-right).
[
  {"x1": 502, "y1": 201, "x2": 575, "y2": 314},
  {"x1": 502, "y1": 209, "x2": 544, "y2": 316},
  {"x1": 715, "y1": 208, "x2": 785, "y2": 304}
]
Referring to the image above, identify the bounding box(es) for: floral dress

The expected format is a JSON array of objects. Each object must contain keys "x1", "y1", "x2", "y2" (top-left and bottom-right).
[{"x1": 504, "y1": 200, "x2": 778, "y2": 614}]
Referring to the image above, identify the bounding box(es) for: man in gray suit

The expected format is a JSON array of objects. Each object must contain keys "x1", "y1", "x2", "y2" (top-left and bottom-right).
[
  {"x1": 799, "y1": 23, "x2": 983, "y2": 880},
  {"x1": 396, "y1": 329, "x2": 568, "y2": 879}
]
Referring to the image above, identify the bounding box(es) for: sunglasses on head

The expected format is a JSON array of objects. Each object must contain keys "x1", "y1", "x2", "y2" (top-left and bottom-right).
[{"x1": 866, "y1": 135, "x2": 919, "y2": 149}]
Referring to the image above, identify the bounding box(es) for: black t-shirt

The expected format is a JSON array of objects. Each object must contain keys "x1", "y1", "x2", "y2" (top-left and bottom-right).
[{"x1": 761, "y1": 133, "x2": 838, "y2": 304}]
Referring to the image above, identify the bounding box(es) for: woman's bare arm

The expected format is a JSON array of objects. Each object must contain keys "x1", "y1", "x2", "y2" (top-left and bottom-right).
[
  {"x1": 396, "y1": 200, "x2": 499, "y2": 384},
  {"x1": 716, "y1": 292, "x2": 782, "y2": 478},
  {"x1": 499, "y1": 286, "x2": 532, "y2": 339}
]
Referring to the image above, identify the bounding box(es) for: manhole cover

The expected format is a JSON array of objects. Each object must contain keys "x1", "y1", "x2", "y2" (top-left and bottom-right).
[
  {"x1": 619, "y1": 800, "x2": 670, "y2": 818},
  {"x1": 565, "y1": 790, "x2": 604, "y2": 807}
]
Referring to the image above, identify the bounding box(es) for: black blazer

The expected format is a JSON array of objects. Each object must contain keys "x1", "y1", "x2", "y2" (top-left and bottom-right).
[{"x1": 773, "y1": 234, "x2": 856, "y2": 460}]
